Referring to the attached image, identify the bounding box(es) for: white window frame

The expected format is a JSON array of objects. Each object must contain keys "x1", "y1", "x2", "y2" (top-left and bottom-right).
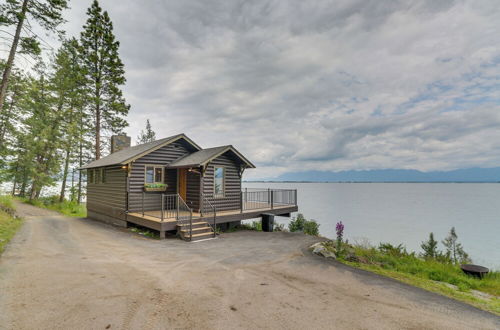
[
  {"x1": 144, "y1": 165, "x2": 164, "y2": 184},
  {"x1": 213, "y1": 166, "x2": 225, "y2": 197}
]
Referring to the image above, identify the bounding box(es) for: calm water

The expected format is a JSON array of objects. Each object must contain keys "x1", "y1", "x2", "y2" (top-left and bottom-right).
[{"x1": 243, "y1": 182, "x2": 500, "y2": 270}]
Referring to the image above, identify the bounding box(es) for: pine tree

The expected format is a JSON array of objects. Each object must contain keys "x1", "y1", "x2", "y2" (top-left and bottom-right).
[
  {"x1": 442, "y1": 227, "x2": 470, "y2": 264},
  {"x1": 79, "y1": 0, "x2": 129, "y2": 160},
  {"x1": 0, "y1": 0, "x2": 69, "y2": 116},
  {"x1": 137, "y1": 119, "x2": 156, "y2": 144},
  {"x1": 420, "y1": 232, "x2": 438, "y2": 259},
  {"x1": 50, "y1": 38, "x2": 89, "y2": 202}
]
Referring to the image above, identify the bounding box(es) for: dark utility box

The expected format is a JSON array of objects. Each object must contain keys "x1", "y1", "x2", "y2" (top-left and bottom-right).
[{"x1": 262, "y1": 213, "x2": 275, "y2": 232}]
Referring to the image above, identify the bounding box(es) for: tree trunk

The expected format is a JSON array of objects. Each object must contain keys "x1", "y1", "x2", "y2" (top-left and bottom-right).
[
  {"x1": 95, "y1": 103, "x2": 100, "y2": 159},
  {"x1": 77, "y1": 138, "x2": 83, "y2": 204},
  {"x1": 0, "y1": 0, "x2": 29, "y2": 115},
  {"x1": 59, "y1": 145, "x2": 71, "y2": 202}
]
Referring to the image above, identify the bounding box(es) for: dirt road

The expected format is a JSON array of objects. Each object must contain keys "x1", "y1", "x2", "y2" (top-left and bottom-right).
[{"x1": 0, "y1": 202, "x2": 498, "y2": 329}]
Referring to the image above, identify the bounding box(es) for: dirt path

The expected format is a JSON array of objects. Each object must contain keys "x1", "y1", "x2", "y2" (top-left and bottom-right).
[{"x1": 0, "y1": 202, "x2": 498, "y2": 329}]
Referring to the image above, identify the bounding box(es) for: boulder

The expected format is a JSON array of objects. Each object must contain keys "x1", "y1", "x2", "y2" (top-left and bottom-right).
[{"x1": 311, "y1": 242, "x2": 336, "y2": 259}]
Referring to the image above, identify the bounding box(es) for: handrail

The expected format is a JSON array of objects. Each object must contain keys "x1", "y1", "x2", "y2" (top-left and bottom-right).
[
  {"x1": 176, "y1": 194, "x2": 193, "y2": 240},
  {"x1": 201, "y1": 194, "x2": 217, "y2": 238}
]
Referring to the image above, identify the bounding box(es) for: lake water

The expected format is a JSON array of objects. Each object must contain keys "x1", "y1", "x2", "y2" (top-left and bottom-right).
[{"x1": 243, "y1": 182, "x2": 500, "y2": 270}]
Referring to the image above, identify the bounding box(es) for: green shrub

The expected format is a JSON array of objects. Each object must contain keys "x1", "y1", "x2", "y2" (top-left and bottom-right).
[
  {"x1": 288, "y1": 213, "x2": 306, "y2": 232},
  {"x1": 0, "y1": 195, "x2": 15, "y2": 215},
  {"x1": 303, "y1": 219, "x2": 319, "y2": 236},
  {"x1": 288, "y1": 213, "x2": 320, "y2": 236}
]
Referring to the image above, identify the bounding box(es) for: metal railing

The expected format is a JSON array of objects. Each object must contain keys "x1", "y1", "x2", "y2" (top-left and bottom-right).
[
  {"x1": 241, "y1": 188, "x2": 297, "y2": 211},
  {"x1": 176, "y1": 194, "x2": 193, "y2": 241},
  {"x1": 201, "y1": 194, "x2": 217, "y2": 238}
]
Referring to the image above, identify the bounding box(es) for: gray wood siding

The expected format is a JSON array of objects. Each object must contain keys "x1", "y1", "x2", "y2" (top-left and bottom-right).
[
  {"x1": 202, "y1": 153, "x2": 242, "y2": 211},
  {"x1": 128, "y1": 140, "x2": 194, "y2": 212},
  {"x1": 186, "y1": 171, "x2": 200, "y2": 210},
  {"x1": 87, "y1": 166, "x2": 127, "y2": 214}
]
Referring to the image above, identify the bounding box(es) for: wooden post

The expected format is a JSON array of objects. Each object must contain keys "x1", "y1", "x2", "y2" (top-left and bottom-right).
[
  {"x1": 240, "y1": 191, "x2": 243, "y2": 213},
  {"x1": 176, "y1": 194, "x2": 180, "y2": 220},
  {"x1": 294, "y1": 189, "x2": 297, "y2": 206},
  {"x1": 161, "y1": 194, "x2": 164, "y2": 222}
]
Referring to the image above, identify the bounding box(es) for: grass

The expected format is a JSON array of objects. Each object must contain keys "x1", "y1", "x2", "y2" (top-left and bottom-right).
[
  {"x1": 0, "y1": 195, "x2": 23, "y2": 255},
  {"x1": 19, "y1": 196, "x2": 86, "y2": 218},
  {"x1": 333, "y1": 243, "x2": 500, "y2": 315},
  {"x1": 129, "y1": 227, "x2": 159, "y2": 239}
]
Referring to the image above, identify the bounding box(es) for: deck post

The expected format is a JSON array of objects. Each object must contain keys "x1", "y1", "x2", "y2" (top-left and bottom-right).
[
  {"x1": 271, "y1": 189, "x2": 274, "y2": 209},
  {"x1": 294, "y1": 189, "x2": 297, "y2": 206},
  {"x1": 176, "y1": 194, "x2": 180, "y2": 220},
  {"x1": 189, "y1": 209, "x2": 193, "y2": 241},
  {"x1": 240, "y1": 191, "x2": 243, "y2": 213},
  {"x1": 161, "y1": 194, "x2": 164, "y2": 222},
  {"x1": 142, "y1": 192, "x2": 145, "y2": 216}
]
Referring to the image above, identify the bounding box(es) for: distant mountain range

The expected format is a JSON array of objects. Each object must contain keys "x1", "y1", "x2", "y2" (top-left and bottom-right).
[{"x1": 260, "y1": 167, "x2": 500, "y2": 182}]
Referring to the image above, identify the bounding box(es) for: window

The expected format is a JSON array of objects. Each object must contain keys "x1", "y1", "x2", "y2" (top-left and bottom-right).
[
  {"x1": 100, "y1": 168, "x2": 106, "y2": 184},
  {"x1": 88, "y1": 169, "x2": 94, "y2": 184},
  {"x1": 214, "y1": 167, "x2": 225, "y2": 197},
  {"x1": 145, "y1": 165, "x2": 164, "y2": 184}
]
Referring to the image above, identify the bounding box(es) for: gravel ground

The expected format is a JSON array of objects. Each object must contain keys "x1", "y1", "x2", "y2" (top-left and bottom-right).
[{"x1": 0, "y1": 201, "x2": 498, "y2": 329}]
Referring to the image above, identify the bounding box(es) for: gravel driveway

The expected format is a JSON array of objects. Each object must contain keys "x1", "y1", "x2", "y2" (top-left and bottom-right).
[{"x1": 0, "y1": 202, "x2": 498, "y2": 329}]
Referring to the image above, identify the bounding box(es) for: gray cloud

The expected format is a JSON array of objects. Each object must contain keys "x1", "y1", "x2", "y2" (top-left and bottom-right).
[{"x1": 50, "y1": 0, "x2": 500, "y2": 178}]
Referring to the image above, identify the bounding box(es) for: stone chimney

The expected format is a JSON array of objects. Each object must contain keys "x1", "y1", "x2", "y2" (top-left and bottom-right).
[{"x1": 111, "y1": 135, "x2": 131, "y2": 153}]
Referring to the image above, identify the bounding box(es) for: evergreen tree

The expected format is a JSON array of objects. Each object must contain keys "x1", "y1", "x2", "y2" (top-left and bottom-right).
[
  {"x1": 79, "y1": 0, "x2": 129, "y2": 160},
  {"x1": 420, "y1": 232, "x2": 438, "y2": 259},
  {"x1": 0, "y1": 0, "x2": 69, "y2": 116},
  {"x1": 50, "y1": 38, "x2": 88, "y2": 202},
  {"x1": 442, "y1": 227, "x2": 470, "y2": 264},
  {"x1": 137, "y1": 119, "x2": 156, "y2": 144}
]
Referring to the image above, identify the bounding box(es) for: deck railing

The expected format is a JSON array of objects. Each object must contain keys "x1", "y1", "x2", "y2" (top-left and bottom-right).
[
  {"x1": 241, "y1": 188, "x2": 297, "y2": 211},
  {"x1": 129, "y1": 188, "x2": 297, "y2": 221}
]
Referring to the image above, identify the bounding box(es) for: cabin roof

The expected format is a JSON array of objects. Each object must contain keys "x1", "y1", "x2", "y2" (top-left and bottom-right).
[
  {"x1": 167, "y1": 145, "x2": 256, "y2": 169},
  {"x1": 80, "y1": 133, "x2": 201, "y2": 169}
]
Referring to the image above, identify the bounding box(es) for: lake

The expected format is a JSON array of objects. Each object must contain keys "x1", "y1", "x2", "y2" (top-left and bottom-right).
[{"x1": 243, "y1": 182, "x2": 500, "y2": 270}]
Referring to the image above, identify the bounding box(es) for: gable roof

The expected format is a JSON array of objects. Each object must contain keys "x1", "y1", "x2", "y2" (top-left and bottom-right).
[
  {"x1": 81, "y1": 134, "x2": 201, "y2": 169},
  {"x1": 167, "y1": 145, "x2": 256, "y2": 169}
]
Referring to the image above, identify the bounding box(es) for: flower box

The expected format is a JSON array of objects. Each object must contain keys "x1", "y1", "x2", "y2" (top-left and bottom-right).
[{"x1": 143, "y1": 183, "x2": 168, "y2": 192}]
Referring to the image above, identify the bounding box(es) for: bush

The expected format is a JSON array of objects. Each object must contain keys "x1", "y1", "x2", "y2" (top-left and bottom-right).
[
  {"x1": 288, "y1": 213, "x2": 306, "y2": 232},
  {"x1": 303, "y1": 219, "x2": 320, "y2": 236},
  {"x1": 288, "y1": 213, "x2": 320, "y2": 236},
  {"x1": 0, "y1": 195, "x2": 16, "y2": 215}
]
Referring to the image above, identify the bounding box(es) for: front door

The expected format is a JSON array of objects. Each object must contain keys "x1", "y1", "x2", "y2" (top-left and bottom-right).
[{"x1": 178, "y1": 168, "x2": 187, "y2": 201}]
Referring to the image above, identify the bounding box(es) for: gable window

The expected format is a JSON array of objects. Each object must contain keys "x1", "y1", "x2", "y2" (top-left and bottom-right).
[
  {"x1": 214, "y1": 166, "x2": 225, "y2": 197},
  {"x1": 145, "y1": 165, "x2": 164, "y2": 184}
]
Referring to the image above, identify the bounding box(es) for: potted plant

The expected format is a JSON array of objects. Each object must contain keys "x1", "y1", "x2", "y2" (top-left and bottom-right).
[{"x1": 144, "y1": 183, "x2": 168, "y2": 192}]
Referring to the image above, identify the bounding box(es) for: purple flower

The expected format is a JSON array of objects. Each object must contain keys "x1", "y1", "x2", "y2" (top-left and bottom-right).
[{"x1": 336, "y1": 221, "x2": 344, "y2": 242}]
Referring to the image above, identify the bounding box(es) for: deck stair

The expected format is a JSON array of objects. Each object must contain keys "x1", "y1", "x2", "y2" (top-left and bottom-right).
[{"x1": 177, "y1": 220, "x2": 215, "y2": 241}]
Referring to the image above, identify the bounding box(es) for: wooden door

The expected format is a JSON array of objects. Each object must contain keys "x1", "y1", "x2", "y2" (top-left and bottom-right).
[{"x1": 178, "y1": 168, "x2": 187, "y2": 200}]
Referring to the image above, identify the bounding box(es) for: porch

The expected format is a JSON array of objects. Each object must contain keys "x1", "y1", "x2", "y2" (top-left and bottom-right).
[{"x1": 125, "y1": 188, "x2": 298, "y2": 239}]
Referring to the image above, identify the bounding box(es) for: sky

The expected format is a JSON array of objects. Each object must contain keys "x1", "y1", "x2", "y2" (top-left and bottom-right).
[{"x1": 22, "y1": 0, "x2": 500, "y2": 179}]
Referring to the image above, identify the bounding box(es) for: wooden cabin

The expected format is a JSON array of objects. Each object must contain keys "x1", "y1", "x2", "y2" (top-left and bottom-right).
[{"x1": 81, "y1": 134, "x2": 298, "y2": 241}]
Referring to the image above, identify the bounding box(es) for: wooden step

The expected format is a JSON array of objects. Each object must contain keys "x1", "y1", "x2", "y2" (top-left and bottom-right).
[
  {"x1": 177, "y1": 221, "x2": 209, "y2": 229},
  {"x1": 180, "y1": 226, "x2": 212, "y2": 234},
  {"x1": 189, "y1": 232, "x2": 216, "y2": 241}
]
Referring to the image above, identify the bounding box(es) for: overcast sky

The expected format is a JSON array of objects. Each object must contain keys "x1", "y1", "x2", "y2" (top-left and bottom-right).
[{"x1": 32, "y1": 1, "x2": 500, "y2": 179}]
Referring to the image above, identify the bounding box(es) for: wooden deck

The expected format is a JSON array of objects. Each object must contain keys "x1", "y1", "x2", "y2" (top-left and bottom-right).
[{"x1": 126, "y1": 202, "x2": 298, "y2": 232}]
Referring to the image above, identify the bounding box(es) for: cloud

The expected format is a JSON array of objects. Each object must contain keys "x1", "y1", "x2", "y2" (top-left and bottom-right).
[{"x1": 50, "y1": 1, "x2": 500, "y2": 178}]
